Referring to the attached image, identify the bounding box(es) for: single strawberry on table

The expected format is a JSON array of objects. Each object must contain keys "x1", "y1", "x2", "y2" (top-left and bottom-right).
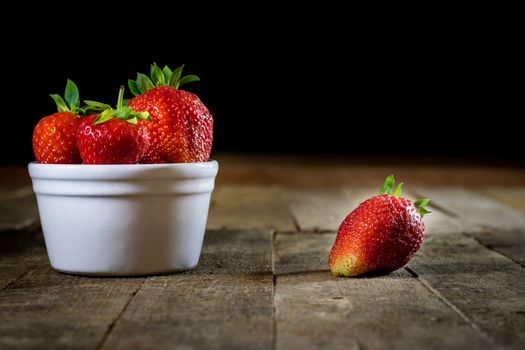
[
  {"x1": 77, "y1": 86, "x2": 151, "y2": 164},
  {"x1": 32, "y1": 80, "x2": 83, "y2": 164},
  {"x1": 329, "y1": 175, "x2": 431, "y2": 277},
  {"x1": 127, "y1": 63, "x2": 213, "y2": 163}
]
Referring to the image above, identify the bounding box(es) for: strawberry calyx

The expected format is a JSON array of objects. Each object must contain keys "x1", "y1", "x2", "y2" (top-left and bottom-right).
[
  {"x1": 50, "y1": 79, "x2": 81, "y2": 114},
  {"x1": 128, "y1": 63, "x2": 200, "y2": 96},
  {"x1": 379, "y1": 175, "x2": 431, "y2": 217},
  {"x1": 84, "y1": 86, "x2": 151, "y2": 125}
]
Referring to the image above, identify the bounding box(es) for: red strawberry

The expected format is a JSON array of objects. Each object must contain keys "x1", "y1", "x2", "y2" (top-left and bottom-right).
[
  {"x1": 329, "y1": 176, "x2": 431, "y2": 277},
  {"x1": 32, "y1": 80, "x2": 82, "y2": 164},
  {"x1": 127, "y1": 63, "x2": 213, "y2": 163},
  {"x1": 77, "y1": 86, "x2": 151, "y2": 164}
]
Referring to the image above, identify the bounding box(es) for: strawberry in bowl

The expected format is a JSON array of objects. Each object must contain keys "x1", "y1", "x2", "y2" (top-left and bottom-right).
[
  {"x1": 77, "y1": 86, "x2": 151, "y2": 164},
  {"x1": 29, "y1": 65, "x2": 218, "y2": 276},
  {"x1": 128, "y1": 63, "x2": 213, "y2": 163},
  {"x1": 32, "y1": 80, "x2": 83, "y2": 164}
]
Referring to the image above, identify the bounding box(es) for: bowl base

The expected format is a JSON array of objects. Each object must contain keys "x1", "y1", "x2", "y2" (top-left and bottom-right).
[{"x1": 51, "y1": 265, "x2": 198, "y2": 277}]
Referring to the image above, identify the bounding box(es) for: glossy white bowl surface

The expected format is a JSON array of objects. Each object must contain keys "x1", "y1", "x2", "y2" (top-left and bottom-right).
[{"x1": 28, "y1": 161, "x2": 218, "y2": 276}]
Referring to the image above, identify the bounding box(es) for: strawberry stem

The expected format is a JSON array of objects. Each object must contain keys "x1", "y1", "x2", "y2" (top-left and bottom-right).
[
  {"x1": 117, "y1": 85, "x2": 125, "y2": 110},
  {"x1": 92, "y1": 87, "x2": 152, "y2": 125},
  {"x1": 379, "y1": 175, "x2": 431, "y2": 217}
]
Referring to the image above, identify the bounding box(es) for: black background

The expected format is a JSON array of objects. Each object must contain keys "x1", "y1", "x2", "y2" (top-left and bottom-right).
[{"x1": 2, "y1": 29, "x2": 521, "y2": 165}]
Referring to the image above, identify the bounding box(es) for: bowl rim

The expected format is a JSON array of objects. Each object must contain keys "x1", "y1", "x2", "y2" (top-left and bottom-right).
[{"x1": 28, "y1": 160, "x2": 219, "y2": 180}]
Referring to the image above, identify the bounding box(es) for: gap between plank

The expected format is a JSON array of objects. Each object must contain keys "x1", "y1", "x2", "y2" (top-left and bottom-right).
[
  {"x1": 405, "y1": 266, "x2": 506, "y2": 349},
  {"x1": 468, "y1": 234, "x2": 525, "y2": 268},
  {"x1": 0, "y1": 265, "x2": 39, "y2": 293},
  {"x1": 405, "y1": 267, "x2": 488, "y2": 335},
  {"x1": 271, "y1": 230, "x2": 277, "y2": 350},
  {"x1": 290, "y1": 212, "x2": 301, "y2": 232},
  {"x1": 96, "y1": 278, "x2": 146, "y2": 350}
]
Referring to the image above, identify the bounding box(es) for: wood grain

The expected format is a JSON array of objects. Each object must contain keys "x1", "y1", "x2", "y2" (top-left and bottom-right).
[
  {"x1": 102, "y1": 230, "x2": 273, "y2": 350},
  {"x1": 216, "y1": 155, "x2": 525, "y2": 187},
  {"x1": 408, "y1": 234, "x2": 525, "y2": 349},
  {"x1": 414, "y1": 187, "x2": 525, "y2": 231},
  {"x1": 469, "y1": 229, "x2": 525, "y2": 268},
  {"x1": 207, "y1": 185, "x2": 296, "y2": 231},
  {"x1": 0, "y1": 187, "x2": 39, "y2": 232},
  {"x1": 274, "y1": 233, "x2": 492, "y2": 350},
  {"x1": 0, "y1": 231, "x2": 47, "y2": 291},
  {"x1": 274, "y1": 232, "x2": 334, "y2": 275},
  {"x1": 285, "y1": 188, "x2": 357, "y2": 232},
  {"x1": 479, "y1": 187, "x2": 525, "y2": 214},
  {"x1": 0, "y1": 265, "x2": 144, "y2": 349}
]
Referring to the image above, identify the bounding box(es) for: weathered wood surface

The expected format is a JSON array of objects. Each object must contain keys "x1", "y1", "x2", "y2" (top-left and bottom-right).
[
  {"x1": 274, "y1": 233, "x2": 494, "y2": 350},
  {"x1": 414, "y1": 187, "x2": 525, "y2": 231},
  {"x1": 216, "y1": 155, "x2": 525, "y2": 187},
  {"x1": 0, "y1": 230, "x2": 47, "y2": 291},
  {"x1": 274, "y1": 233, "x2": 334, "y2": 275},
  {"x1": 102, "y1": 230, "x2": 273, "y2": 350},
  {"x1": 479, "y1": 187, "x2": 525, "y2": 214},
  {"x1": 408, "y1": 234, "x2": 525, "y2": 350},
  {"x1": 0, "y1": 187, "x2": 39, "y2": 232},
  {"x1": 207, "y1": 185, "x2": 296, "y2": 231},
  {"x1": 468, "y1": 229, "x2": 525, "y2": 268},
  {"x1": 0, "y1": 264, "x2": 144, "y2": 349},
  {"x1": 1, "y1": 160, "x2": 525, "y2": 349}
]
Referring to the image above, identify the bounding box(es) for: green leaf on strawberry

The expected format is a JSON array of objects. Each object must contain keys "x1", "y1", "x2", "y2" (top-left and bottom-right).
[
  {"x1": 49, "y1": 79, "x2": 81, "y2": 114},
  {"x1": 162, "y1": 65, "x2": 173, "y2": 83},
  {"x1": 128, "y1": 80, "x2": 141, "y2": 96},
  {"x1": 92, "y1": 86, "x2": 152, "y2": 125},
  {"x1": 150, "y1": 63, "x2": 165, "y2": 86},
  {"x1": 379, "y1": 175, "x2": 395, "y2": 195},
  {"x1": 178, "y1": 75, "x2": 200, "y2": 88},
  {"x1": 136, "y1": 73, "x2": 155, "y2": 94},
  {"x1": 393, "y1": 182, "x2": 404, "y2": 197},
  {"x1": 379, "y1": 175, "x2": 431, "y2": 216},
  {"x1": 64, "y1": 79, "x2": 79, "y2": 112},
  {"x1": 128, "y1": 63, "x2": 200, "y2": 96},
  {"x1": 50, "y1": 94, "x2": 69, "y2": 112},
  {"x1": 414, "y1": 198, "x2": 432, "y2": 216}
]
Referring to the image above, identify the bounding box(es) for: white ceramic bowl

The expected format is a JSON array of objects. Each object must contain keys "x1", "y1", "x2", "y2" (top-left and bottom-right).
[{"x1": 28, "y1": 161, "x2": 218, "y2": 276}]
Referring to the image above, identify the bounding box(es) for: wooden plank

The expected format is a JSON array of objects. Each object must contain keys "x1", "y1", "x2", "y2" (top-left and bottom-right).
[
  {"x1": 0, "y1": 167, "x2": 32, "y2": 195},
  {"x1": 0, "y1": 231, "x2": 47, "y2": 290},
  {"x1": 274, "y1": 233, "x2": 492, "y2": 350},
  {"x1": 274, "y1": 233, "x2": 334, "y2": 275},
  {"x1": 414, "y1": 187, "x2": 525, "y2": 231},
  {"x1": 479, "y1": 187, "x2": 525, "y2": 214},
  {"x1": 0, "y1": 188, "x2": 39, "y2": 232},
  {"x1": 216, "y1": 155, "x2": 525, "y2": 187},
  {"x1": 207, "y1": 185, "x2": 296, "y2": 231},
  {"x1": 0, "y1": 266, "x2": 144, "y2": 349},
  {"x1": 408, "y1": 234, "x2": 525, "y2": 349},
  {"x1": 468, "y1": 229, "x2": 525, "y2": 267},
  {"x1": 103, "y1": 230, "x2": 273, "y2": 350},
  {"x1": 285, "y1": 188, "x2": 357, "y2": 232},
  {"x1": 286, "y1": 186, "x2": 472, "y2": 235}
]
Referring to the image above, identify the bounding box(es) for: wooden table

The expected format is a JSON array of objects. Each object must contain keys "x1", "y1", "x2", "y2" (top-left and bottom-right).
[{"x1": 1, "y1": 155, "x2": 525, "y2": 349}]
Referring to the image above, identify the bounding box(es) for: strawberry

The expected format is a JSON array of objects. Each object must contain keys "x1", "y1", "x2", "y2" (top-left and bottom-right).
[
  {"x1": 77, "y1": 86, "x2": 151, "y2": 164},
  {"x1": 329, "y1": 175, "x2": 431, "y2": 277},
  {"x1": 127, "y1": 63, "x2": 213, "y2": 163},
  {"x1": 32, "y1": 80, "x2": 82, "y2": 164}
]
